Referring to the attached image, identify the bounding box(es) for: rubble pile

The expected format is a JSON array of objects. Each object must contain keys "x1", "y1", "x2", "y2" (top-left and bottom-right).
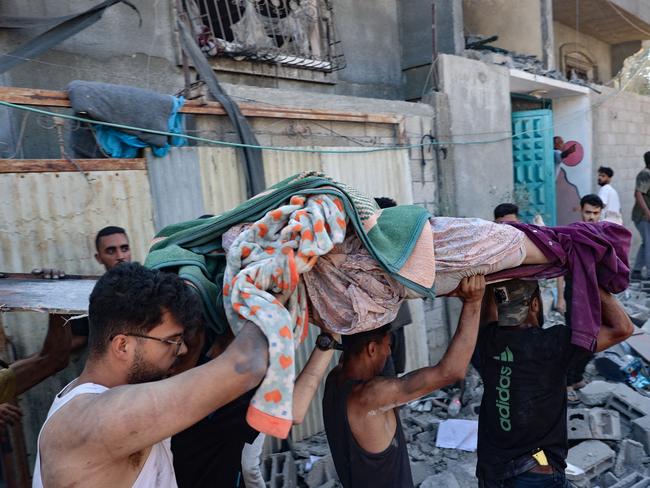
[
  {"x1": 463, "y1": 34, "x2": 590, "y2": 88},
  {"x1": 268, "y1": 281, "x2": 650, "y2": 488}
]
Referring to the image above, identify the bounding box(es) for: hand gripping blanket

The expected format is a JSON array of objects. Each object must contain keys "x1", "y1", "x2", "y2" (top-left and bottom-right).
[{"x1": 145, "y1": 172, "x2": 436, "y2": 438}]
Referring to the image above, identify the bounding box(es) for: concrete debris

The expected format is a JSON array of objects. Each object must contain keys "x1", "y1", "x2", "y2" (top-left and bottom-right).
[
  {"x1": 568, "y1": 408, "x2": 621, "y2": 441},
  {"x1": 609, "y1": 472, "x2": 650, "y2": 488},
  {"x1": 579, "y1": 380, "x2": 616, "y2": 406},
  {"x1": 566, "y1": 440, "x2": 616, "y2": 484},
  {"x1": 633, "y1": 415, "x2": 650, "y2": 454},
  {"x1": 263, "y1": 451, "x2": 298, "y2": 488},
  {"x1": 614, "y1": 439, "x2": 647, "y2": 478},
  {"x1": 305, "y1": 454, "x2": 338, "y2": 488},
  {"x1": 606, "y1": 383, "x2": 650, "y2": 420}
]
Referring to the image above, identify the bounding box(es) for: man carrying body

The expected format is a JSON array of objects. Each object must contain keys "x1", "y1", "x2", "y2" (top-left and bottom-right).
[
  {"x1": 476, "y1": 280, "x2": 632, "y2": 487},
  {"x1": 35, "y1": 263, "x2": 270, "y2": 487},
  {"x1": 632, "y1": 152, "x2": 650, "y2": 279},
  {"x1": 597, "y1": 167, "x2": 622, "y2": 224},
  {"x1": 579, "y1": 194, "x2": 604, "y2": 223},
  {"x1": 323, "y1": 276, "x2": 486, "y2": 488}
]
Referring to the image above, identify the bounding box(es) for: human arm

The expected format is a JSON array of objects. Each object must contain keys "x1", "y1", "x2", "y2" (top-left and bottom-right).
[
  {"x1": 9, "y1": 314, "x2": 72, "y2": 397},
  {"x1": 292, "y1": 332, "x2": 339, "y2": 424},
  {"x1": 355, "y1": 276, "x2": 485, "y2": 412},
  {"x1": 635, "y1": 191, "x2": 650, "y2": 220},
  {"x1": 595, "y1": 288, "x2": 633, "y2": 352},
  {"x1": 0, "y1": 403, "x2": 22, "y2": 429},
  {"x1": 47, "y1": 321, "x2": 269, "y2": 460},
  {"x1": 560, "y1": 144, "x2": 576, "y2": 159}
]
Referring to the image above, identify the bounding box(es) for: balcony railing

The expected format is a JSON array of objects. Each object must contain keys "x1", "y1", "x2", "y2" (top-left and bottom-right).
[{"x1": 183, "y1": 0, "x2": 346, "y2": 71}]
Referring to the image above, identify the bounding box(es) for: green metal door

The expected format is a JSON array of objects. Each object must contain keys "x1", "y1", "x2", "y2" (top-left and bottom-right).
[{"x1": 511, "y1": 109, "x2": 556, "y2": 225}]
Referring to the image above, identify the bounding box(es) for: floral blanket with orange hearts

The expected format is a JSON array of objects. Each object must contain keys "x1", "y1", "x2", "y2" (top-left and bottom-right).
[{"x1": 223, "y1": 193, "x2": 347, "y2": 438}]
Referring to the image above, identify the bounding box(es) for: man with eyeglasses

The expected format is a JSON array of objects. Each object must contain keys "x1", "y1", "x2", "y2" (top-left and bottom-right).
[{"x1": 34, "y1": 262, "x2": 271, "y2": 487}]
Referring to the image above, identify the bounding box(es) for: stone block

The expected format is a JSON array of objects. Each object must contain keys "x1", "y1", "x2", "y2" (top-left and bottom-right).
[
  {"x1": 614, "y1": 439, "x2": 647, "y2": 478},
  {"x1": 590, "y1": 408, "x2": 622, "y2": 440},
  {"x1": 410, "y1": 461, "x2": 436, "y2": 486},
  {"x1": 305, "y1": 455, "x2": 338, "y2": 488},
  {"x1": 579, "y1": 380, "x2": 614, "y2": 406},
  {"x1": 606, "y1": 383, "x2": 650, "y2": 420},
  {"x1": 568, "y1": 409, "x2": 593, "y2": 440},
  {"x1": 566, "y1": 440, "x2": 616, "y2": 483},
  {"x1": 263, "y1": 451, "x2": 297, "y2": 488},
  {"x1": 609, "y1": 472, "x2": 650, "y2": 488},
  {"x1": 600, "y1": 471, "x2": 620, "y2": 488},
  {"x1": 632, "y1": 415, "x2": 650, "y2": 454},
  {"x1": 421, "y1": 472, "x2": 460, "y2": 488}
]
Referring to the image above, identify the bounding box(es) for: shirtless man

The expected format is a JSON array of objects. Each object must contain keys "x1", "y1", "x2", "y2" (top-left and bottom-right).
[
  {"x1": 35, "y1": 262, "x2": 269, "y2": 487},
  {"x1": 322, "y1": 276, "x2": 486, "y2": 487}
]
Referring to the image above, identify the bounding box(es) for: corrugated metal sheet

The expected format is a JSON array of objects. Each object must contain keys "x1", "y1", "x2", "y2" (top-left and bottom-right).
[
  {"x1": 198, "y1": 146, "x2": 247, "y2": 215},
  {"x1": 147, "y1": 147, "x2": 205, "y2": 231},
  {"x1": 320, "y1": 148, "x2": 413, "y2": 204},
  {"x1": 0, "y1": 168, "x2": 155, "y2": 468},
  {"x1": 262, "y1": 148, "x2": 321, "y2": 186}
]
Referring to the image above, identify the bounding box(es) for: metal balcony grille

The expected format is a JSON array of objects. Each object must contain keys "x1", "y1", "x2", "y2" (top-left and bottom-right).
[{"x1": 183, "y1": 0, "x2": 346, "y2": 72}]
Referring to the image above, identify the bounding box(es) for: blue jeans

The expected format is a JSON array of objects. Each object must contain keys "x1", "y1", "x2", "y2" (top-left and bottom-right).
[
  {"x1": 634, "y1": 220, "x2": 650, "y2": 272},
  {"x1": 479, "y1": 472, "x2": 571, "y2": 488}
]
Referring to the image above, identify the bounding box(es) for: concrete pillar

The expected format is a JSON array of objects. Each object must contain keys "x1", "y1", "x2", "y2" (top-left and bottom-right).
[
  {"x1": 433, "y1": 0, "x2": 464, "y2": 56},
  {"x1": 540, "y1": 0, "x2": 555, "y2": 70}
]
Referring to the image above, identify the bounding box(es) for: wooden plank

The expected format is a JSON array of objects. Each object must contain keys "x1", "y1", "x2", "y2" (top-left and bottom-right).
[
  {"x1": 0, "y1": 159, "x2": 146, "y2": 174},
  {"x1": 0, "y1": 278, "x2": 97, "y2": 314},
  {"x1": 0, "y1": 86, "x2": 402, "y2": 124}
]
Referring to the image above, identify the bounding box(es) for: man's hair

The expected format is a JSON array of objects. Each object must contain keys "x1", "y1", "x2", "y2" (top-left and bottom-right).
[
  {"x1": 645, "y1": 151, "x2": 650, "y2": 167},
  {"x1": 95, "y1": 226, "x2": 127, "y2": 250},
  {"x1": 580, "y1": 194, "x2": 604, "y2": 209},
  {"x1": 494, "y1": 203, "x2": 519, "y2": 220},
  {"x1": 88, "y1": 263, "x2": 202, "y2": 356},
  {"x1": 375, "y1": 197, "x2": 397, "y2": 209},
  {"x1": 598, "y1": 166, "x2": 613, "y2": 178},
  {"x1": 342, "y1": 324, "x2": 391, "y2": 356}
]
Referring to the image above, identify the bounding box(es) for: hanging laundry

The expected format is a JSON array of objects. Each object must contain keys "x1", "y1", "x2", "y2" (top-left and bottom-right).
[{"x1": 67, "y1": 80, "x2": 186, "y2": 158}]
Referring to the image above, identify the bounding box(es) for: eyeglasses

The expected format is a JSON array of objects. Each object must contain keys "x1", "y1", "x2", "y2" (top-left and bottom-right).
[{"x1": 122, "y1": 333, "x2": 185, "y2": 356}]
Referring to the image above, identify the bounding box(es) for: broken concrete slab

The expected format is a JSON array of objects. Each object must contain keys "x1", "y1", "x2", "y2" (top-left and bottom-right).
[
  {"x1": 567, "y1": 440, "x2": 616, "y2": 484},
  {"x1": 305, "y1": 454, "x2": 338, "y2": 488},
  {"x1": 579, "y1": 380, "x2": 615, "y2": 406},
  {"x1": 421, "y1": 472, "x2": 460, "y2": 488},
  {"x1": 410, "y1": 461, "x2": 437, "y2": 486},
  {"x1": 607, "y1": 383, "x2": 650, "y2": 420},
  {"x1": 609, "y1": 472, "x2": 650, "y2": 488},
  {"x1": 263, "y1": 452, "x2": 297, "y2": 488},
  {"x1": 614, "y1": 439, "x2": 647, "y2": 478},
  {"x1": 567, "y1": 408, "x2": 622, "y2": 441},
  {"x1": 633, "y1": 415, "x2": 650, "y2": 454}
]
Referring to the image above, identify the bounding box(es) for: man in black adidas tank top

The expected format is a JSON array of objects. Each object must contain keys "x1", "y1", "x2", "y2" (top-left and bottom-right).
[
  {"x1": 476, "y1": 280, "x2": 632, "y2": 488},
  {"x1": 323, "y1": 275, "x2": 486, "y2": 488}
]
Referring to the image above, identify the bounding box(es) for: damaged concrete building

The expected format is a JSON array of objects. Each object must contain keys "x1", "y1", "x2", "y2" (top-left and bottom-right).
[{"x1": 1, "y1": 0, "x2": 650, "y2": 484}]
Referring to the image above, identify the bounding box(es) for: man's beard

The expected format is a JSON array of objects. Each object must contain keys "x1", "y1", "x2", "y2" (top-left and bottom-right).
[
  {"x1": 598, "y1": 180, "x2": 606, "y2": 186},
  {"x1": 127, "y1": 348, "x2": 169, "y2": 384}
]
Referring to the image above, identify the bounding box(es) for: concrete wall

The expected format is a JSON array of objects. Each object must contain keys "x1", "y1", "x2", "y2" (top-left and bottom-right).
[
  {"x1": 437, "y1": 54, "x2": 514, "y2": 219},
  {"x1": 0, "y1": 0, "x2": 404, "y2": 102},
  {"x1": 554, "y1": 21, "x2": 613, "y2": 84},
  {"x1": 399, "y1": 0, "x2": 434, "y2": 101},
  {"x1": 592, "y1": 87, "x2": 650, "y2": 260},
  {"x1": 463, "y1": 0, "x2": 543, "y2": 58}
]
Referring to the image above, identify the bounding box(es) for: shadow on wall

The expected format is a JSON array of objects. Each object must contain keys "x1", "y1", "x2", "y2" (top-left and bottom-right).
[{"x1": 556, "y1": 167, "x2": 581, "y2": 225}]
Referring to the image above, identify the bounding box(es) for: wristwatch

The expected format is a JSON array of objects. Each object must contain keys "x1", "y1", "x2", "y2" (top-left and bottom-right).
[{"x1": 316, "y1": 332, "x2": 340, "y2": 351}]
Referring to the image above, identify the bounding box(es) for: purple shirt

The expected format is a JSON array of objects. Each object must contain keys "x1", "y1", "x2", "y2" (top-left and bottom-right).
[{"x1": 487, "y1": 222, "x2": 631, "y2": 351}]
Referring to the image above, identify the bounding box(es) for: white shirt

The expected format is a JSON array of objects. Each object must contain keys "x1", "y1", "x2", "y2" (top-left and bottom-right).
[
  {"x1": 598, "y1": 183, "x2": 622, "y2": 224},
  {"x1": 33, "y1": 382, "x2": 178, "y2": 488}
]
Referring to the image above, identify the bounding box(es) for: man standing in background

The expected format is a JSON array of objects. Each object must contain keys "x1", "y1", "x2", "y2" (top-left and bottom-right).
[
  {"x1": 597, "y1": 167, "x2": 622, "y2": 224},
  {"x1": 632, "y1": 152, "x2": 650, "y2": 280}
]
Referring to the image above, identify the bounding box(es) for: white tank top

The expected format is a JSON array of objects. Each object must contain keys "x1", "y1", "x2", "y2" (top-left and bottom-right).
[{"x1": 33, "y1": 381, "x2": 178, "y2": 488}]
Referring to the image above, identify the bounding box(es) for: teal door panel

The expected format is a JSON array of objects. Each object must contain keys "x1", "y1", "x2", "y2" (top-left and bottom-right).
[{"x1": 512, "y1": 109, "x2": 556, "y2": 225}]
